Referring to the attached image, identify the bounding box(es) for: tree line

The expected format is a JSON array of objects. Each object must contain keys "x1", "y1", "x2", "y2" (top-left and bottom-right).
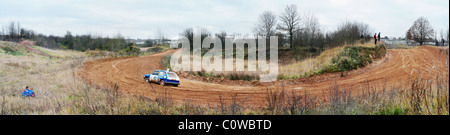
[
  {"x1": 179, "y1": 4, "x2": 374, "y2": 53},
  {"x1": 179, "y1": 4, "x2": 449, "y2": 52},
  {"x1": 256, "y1": 4, "x2": 374, "y2": 49},
  {"x1": 0, "y1": 22, "x2": 131, "y2": 52}
]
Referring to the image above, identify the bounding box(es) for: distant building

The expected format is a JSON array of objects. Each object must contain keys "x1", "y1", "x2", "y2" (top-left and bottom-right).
[
  {"x1": 381, "y1": 36, "x2": 408, "y2": 45},
  {"x1": 379, "y1": 35, "x2": 447, "y2": 46},
  {"x1": 126, "y1": 39, "x2": 156, "y2": 45}
]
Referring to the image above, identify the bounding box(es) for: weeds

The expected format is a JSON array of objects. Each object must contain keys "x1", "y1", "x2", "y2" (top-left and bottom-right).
[
  {"x1": 156, "y1": 88, "x2": 173, "y2": 114},
  {"x1": 0, "y1": 42, "x2": 27, "y2": 56},
  {"x1": 1, "y1": 95, "x2": 5, "y2": 115},
  {"x1": 1, "y1": 46, "x2": 23, "y2": 56},
  {"x1": 265, "y1": 87, "x2": 286, "y2": 114},
  {"x1": 161, "y1": 54, "x2": 172, "y2": 69},
  {"x1": 104, "y1": 83, "x2": 121, "y2": 115},
  {"x1": 218, "y1": 93, "x2": 248, "y2": 115},
  {"x1": 145, "y1": 46, "x2": 169, "y2": 55},
  {"x1": 439, "y1": 47, "x2": 449, "y2": 55},
  {"x1": 264, "y1": 69, "x2": 448, "y2": 115},
  {"x1": 287, "y1": 89, "x2": 301, "y2": 115}
]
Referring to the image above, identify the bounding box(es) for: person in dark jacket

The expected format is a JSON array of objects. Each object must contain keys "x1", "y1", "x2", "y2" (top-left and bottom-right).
[{"x1": 378, "y1": 32, "x2": 381, "y2": 41}]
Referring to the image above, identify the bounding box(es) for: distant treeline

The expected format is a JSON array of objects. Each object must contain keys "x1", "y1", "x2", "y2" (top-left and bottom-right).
[
  {"x1": 0, "y1": 21, "x2": 133, "y2": 52},
  {"x1": 180, "y1": 20, "x2": 372, "y2": 52},
  {"x1": 179, "y1": 5, "x2": 374, "y2": 53}
]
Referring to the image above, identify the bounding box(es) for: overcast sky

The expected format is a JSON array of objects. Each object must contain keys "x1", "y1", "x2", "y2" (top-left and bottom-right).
[{"x1": 0, "y1": 0, "x2": 448, "y2": 39}]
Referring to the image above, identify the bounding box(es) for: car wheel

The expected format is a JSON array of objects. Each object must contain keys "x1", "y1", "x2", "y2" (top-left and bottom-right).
[
  {"x1": 160, "y1": 80, "x2": 165, "y2": 86},
  {"x1": 174, "y1": 84, "x2": 179, "y2": 87},
  {"x1": 145, "y1": 78, "x2": 149, "y2": 83}
]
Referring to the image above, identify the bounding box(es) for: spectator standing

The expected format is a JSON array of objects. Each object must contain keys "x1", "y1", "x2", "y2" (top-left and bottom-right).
[
  {"x1": 374, "y1": 33, "x2": 378, "y2": 45},
  {"x1": 378, "y1": 32, "x2": 381, "y2": 41}
]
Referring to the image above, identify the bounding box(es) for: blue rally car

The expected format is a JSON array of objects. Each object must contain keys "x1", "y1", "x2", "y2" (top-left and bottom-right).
[{"x1": 143, "y1": 69, "x2": 180, "y2": 87}]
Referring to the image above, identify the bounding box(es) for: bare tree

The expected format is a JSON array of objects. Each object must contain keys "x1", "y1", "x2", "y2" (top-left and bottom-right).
[
  {"x1": 303, "y1": 12, "x2": 320, "y2": 37},
  {"x1": 181, "y1": 27, "x2": 194, "y2": 45},
  {"x1": 180, "y1": 27, "x2": 210, "y2": 51},
  {"x1": 8, "y1": 22, "x2": 15, "y2": 38},
  {"x1": 254, "y1": 10, "x2": 277, "y2": 38},
  {"x1": 279, "y1": 4, "x2": 301, "y2": 48},
  {"x1": 17, "y1": 21, "x2": 21, "y2": 37},
  {"x1": 447, "y1": 28, "x2": 449, "y2": 44},
  {"x1": 276, "y1": 32, "x2": 286, "y2": 47},
  {"x1": 357, "y1": 22, "x2": 370, "y2": 38},
  {"x1": 144, "y1": 39, "x2": 155, "y2": 47},
  {"x1": 64, "y1": 31, "x2": 74, "y2": 49},
  {"x1": 406, "y1": 17, "x2": 434, "y2": 45},
  {"x1": 327, "y1": 20, "x2": 371, "y2": 46},
  {"x1": 200, "y1": 28, "x2": 211, "y2": 40},
  {"x1": 406, "y1": 28, "x2": 412, "y2": 45},
  {"x1": 0, "y1": 26, "x2": 4, "y2": 41},
  {"x1": 215, "y1": 31, "x2": 227, "y2": 49},
  {"x1": 155, "y1": 27, "x2": 165, "y2": 44},
  {"x1": 302, "y1": 12, "x2": 321, "y2": 46}
]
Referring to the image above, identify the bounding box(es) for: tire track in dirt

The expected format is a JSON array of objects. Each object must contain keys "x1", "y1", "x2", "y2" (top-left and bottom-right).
[
  {"x1": 79, "y1": 47, "x2": 449, "y2": 107},
  {"x1": 113, "y1": 59, "x2": 131, "y2": 73}
]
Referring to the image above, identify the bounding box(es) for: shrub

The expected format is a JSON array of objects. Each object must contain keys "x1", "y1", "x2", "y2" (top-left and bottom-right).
[
  {"x1": 227, "y1": 72, "x2": 259, "y2": 81},
  {"x1": 161, "y1": 54, "x2": 172, "y2": 69},
  {"x1": 120, "y1": 43, "x2": 140, "y2": 56},
  {"x1": 146, "y1": 46, "x2": 165, "y2": 54},
  {"x1": 0, "y1": 46, "x2": 23, "y2": 56},
  {"x1": 324, "y1": 44, "x2": 386, "y2": 73}
]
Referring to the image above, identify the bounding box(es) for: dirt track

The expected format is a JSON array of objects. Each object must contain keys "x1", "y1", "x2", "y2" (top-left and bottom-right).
[{"x1": 80, "y1": 47, "x2": 449, "y2": 107}]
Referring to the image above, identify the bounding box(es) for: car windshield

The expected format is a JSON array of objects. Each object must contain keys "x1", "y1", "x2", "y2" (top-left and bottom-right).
[{"x1": 167, "y1": 72, "x2": 178, "y2": 78}]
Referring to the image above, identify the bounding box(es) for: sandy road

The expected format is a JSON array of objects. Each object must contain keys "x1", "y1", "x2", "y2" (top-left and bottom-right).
[{"x1": 80, "y1": 47, "x2": 449, "y2": 107}]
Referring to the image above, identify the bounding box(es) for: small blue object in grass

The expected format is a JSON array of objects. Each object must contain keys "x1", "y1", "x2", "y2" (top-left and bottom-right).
[{"x1": 22, "y1": 89, "x2": 35, "y2": 97}]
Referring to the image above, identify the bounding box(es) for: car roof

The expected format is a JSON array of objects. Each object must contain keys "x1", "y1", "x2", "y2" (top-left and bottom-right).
[
  {"x1": 154, "y1": 70, "x2": 177, "y2": 74},
  {"x1": 154, "y1": 70, "x2": 169, "y2": 73}
]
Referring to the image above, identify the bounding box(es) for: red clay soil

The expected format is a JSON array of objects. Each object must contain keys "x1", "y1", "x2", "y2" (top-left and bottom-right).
[
  {"x1": 79, "y1": 47, "x2": 449, "y2": 107},
  {"x1": 18, "y1": 40, "x2": 55, "y2": 58}
]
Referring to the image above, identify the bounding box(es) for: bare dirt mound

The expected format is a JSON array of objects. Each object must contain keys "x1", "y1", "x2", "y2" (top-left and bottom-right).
[
  {"x1": 18, "y1": 40, "x2": 56, "y2": 58},
  {"x1": 79, "y1": 47, "x2": 449, "y2": 107}
]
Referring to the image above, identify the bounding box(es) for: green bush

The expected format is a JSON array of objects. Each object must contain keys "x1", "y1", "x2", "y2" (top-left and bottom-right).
[
  {"x1": 161, "y1": 54, "x2": 172, "y2": 69},
  {"x1": 324, "y1": 44, "x2": 386, "y2": 73},
  {"x1": 0, "y1": 46, "x2": 24, "y2": 56},
  {"x1": 120, "y1": 43, "x2": 140, "y2": 56},
  {"x1": 373, "y1": 105, "x2": 407, "y2": 115},
  {"x1": 147, "y1": 46, "x2": 165, "y2": 54},
  {"x1": 227, "y1": 73, "x2": 258, "y2": 81},
  {"x1": 281, "y1": 47, "x2": 322, "y2": 61}
]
